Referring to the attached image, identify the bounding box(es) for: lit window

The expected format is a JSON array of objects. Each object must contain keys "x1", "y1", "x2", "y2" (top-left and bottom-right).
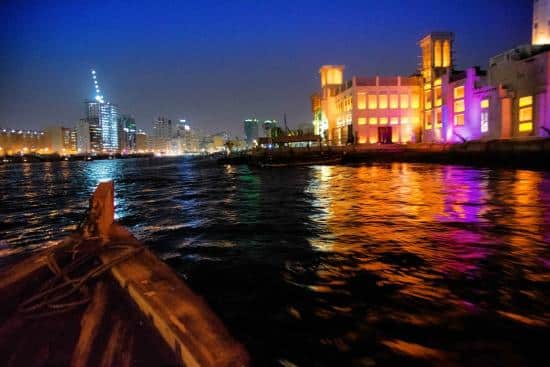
[
  {"x1": 358, "y1": 117, "x2": 367, "y2": 125},
  {"x1": 455, "y1": 114, "x2": 465, "y2": 126},
  {"x1": 401, "y1": 117, "x2": 409, "y2": 124},
  {"x1": 368, "y1": 95, "x2": 378, "y2": 109},
  {"x1": 519, "y1": 107, "x2": 532, "y2": 122},
  {"x1": 379, "y1": 95, "x2": 388, "y2": 109},
  {"x1": 390, "y1": 95, "x2": 399, "y2": 109},
  {"x1": 435, "y1": 86, "x2": 442, "y2": 107},
  {"x1": 518, "y1": 96, "x2": 533, "y2": 134},
  {"x1": 425, "y1": 90, "x2": 433, "y2": 109},
  {"x1": 519, "y1": 96, "x2": 533, "y2": 107},
  {"x1": 412, "y1": 116, "x2": 420, "y2": 126},
  {"x1": 400, "y1": 94, "x2": 409, "y2": 109},
  {"x1": 424, "y1": 83, "x2": 431, "y2": 91},
  {"x1": 357, "y1": 93, "x2": 367, "y2": 110},
  {"x1": 454, "y1": 86, "x2": 465, "y2": 99},
  {"x1": 370, "y1": 135, "x2": 378, "y2": 144},
  {"x1": 390, "y1": 117, "x2": 399, "y2": 125},
  {"x1": 369, "y1": 117, "x2": 378, "y2": 125},
  {"x1": 411, "y1": 94, "x2": 420, "y2": 109},
  {"x1": 379, "y1": 117, "x2": 388, "y2": 125},
  {"x1": 454, "y1": 99, "x2": 465, "y2": 113},
  {"x1": 519, "y1": 122, "x2": 533, "y2": 132},
  {"x1": 443, "y1": 40, "x2": 451, "y2": 67},
  {"x1": 434, "y1": 78, "x2": 442, "y2": 86},
  {"x1": 359, "y1": 137, "x2": 367, "y2": 144},
  {"x1": 425, "y1": 111, "x2": 432, "y2": 130},
  {"x1": 481, "y1": 111, "x2": 489, "y2": 133},
  {"x1": 434, "y1": 41, "x2": 442, "y2": 67},
  {"x1": 481, "y1": 99, "x2": 489, "y2": 109}
]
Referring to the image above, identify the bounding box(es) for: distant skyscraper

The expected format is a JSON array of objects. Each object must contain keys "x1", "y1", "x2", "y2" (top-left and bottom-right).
[
  {"x1": 84, "y1": 101, "x2": 102, "y2": 152},
  {"x1": 244, "y1": 118, "x2": 260, "y2": 145},
  {"x1": 118, "y1": 114, "x2": 136, "y2": 152},
  {"x1": 136, "y1": 129, "x2": 148, "y2": 151},
  {"x1": 263, "y1": 119, "x2": 279, "y2": 138},
  {"x1": 152, "y1": 117, "x2": 173, "y2": 152},
  {"x1": 533, "y1": 0, "x2": 550, "y2": 45},
  {"x1": 77, "y1": 119, "x2": 91, "y2": 153}
]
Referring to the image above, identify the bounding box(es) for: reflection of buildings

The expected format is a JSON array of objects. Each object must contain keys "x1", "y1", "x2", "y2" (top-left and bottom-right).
[{"x1": 314, "y1": 1, "x2": 550, "y2": 145}]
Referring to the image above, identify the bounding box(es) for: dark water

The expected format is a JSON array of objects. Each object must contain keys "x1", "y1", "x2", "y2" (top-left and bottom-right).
[{"x1": 1, "y1": 158, "x2": 550, "y2": 366}]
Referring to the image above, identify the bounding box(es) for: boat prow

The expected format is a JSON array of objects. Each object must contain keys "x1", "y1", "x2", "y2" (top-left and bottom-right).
[{"x1": 0, "y1": 181, "x2": 249, "y2": 367}]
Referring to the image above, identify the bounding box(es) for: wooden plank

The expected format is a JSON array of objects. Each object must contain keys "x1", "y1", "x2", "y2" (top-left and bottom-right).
[
  {"x1": 71, "y1": 281, "x2": 108, "y2": 367},
  {"x1": 102, "y1": 225, "x2": 249, "y2": 367}
]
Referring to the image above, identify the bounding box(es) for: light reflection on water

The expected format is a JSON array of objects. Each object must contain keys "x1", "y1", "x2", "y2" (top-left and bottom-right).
[{"x1": 1, "y1": 159, "x2": 550, "y2": 366}]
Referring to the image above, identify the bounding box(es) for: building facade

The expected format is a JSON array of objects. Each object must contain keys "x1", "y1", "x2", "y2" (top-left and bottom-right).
[
  {"x1": 118, "y1": 114, "x2": 137, "y2": 152},
  {"x1": 243, "y1": 118, "x2": 260, "y2": 146},
  {"x1": 152, "y1": 117, "x2": 173, "y2": 152}
]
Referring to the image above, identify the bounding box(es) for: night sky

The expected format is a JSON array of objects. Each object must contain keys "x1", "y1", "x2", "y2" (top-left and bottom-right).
[{"x1": 0, "y1": 0, "x2": 532, "y2": 136}]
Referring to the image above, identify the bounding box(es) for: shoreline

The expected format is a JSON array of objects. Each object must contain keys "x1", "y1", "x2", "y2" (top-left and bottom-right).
[{"x1": 219, "y1": 138, "x2": 550, "y2": 170}]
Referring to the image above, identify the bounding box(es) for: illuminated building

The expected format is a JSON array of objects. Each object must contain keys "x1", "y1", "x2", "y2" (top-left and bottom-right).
[
  {"x1": 419, "y1": 32, "x2": 454, "y2": 143},
  {"x1": 136, "y1": 129, "x2": 148, "y2": 152},
  {"x1": 0, "y1": 129, "x2": 46, "y2": 155},
  {"x1": 489, "y1": 44, "x2": 550, "y2": 138},
  {"x1": 43, "y1": 126, "x2": 74, "y2": 153},
  {"x1": 243, "y1": 118, "x2": 260, "y2": 146},
  {"x1": 118, "y1": 114, "x2": 137, "y2": 152},
  {"x1": 316, "y1": 66, "x2": 422, "y2": 145},
  {"x1": 152, "y1": 117, "x2": 173, "y2": 152},
  {"x1": 76, "y1": 119, "x2": 91, "y2": 153},
  {"x1": 533, "y1": 0, "x2": 550, "y2": 45},
  {"x1": 99, "y1": 103, "x2": 119, "y2": 152},
  {"x1": 263, "y1": 119, "x2": 279, "y2": 138}
]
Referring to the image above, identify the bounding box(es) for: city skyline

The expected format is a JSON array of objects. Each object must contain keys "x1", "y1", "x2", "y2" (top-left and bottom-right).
[{"x1": 1, "y1": 0, "x2": 532, "y2": 136}]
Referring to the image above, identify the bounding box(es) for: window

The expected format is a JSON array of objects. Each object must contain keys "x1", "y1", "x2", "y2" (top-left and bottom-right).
[
  {"x1": 379, "y1": 117, "x2": 388, "y2": 125},
  {"x1": 455, "y1": 114, "x2": 465, "y2": 126},
  {"x1": 481, "y1": 111, "x2": 489, "y2": 133},
  {"x1": 412, "y1": 116, "x2": 420, "y2": 126},
  {"x1": 454, "y1": 99, "x2": 465, "y2": 113},
  {"x1": 425, "y1": 90, "x2": 433, "y2": 109},
  {"x1": 357, "y1": 93, "x2": 367, "y2": 110},
  {"x1": 519, "y1": 107, "x2": 533, "y2": 122},
  {"x1": 390, "y1": 94, "x2": 399, "y2": 109},
  {"x1": 425, "y1": 111, "x2": 433, "y2": 130},
  {"x1": 411, "y1": 94, "x2": 420, "y2": 109},
  {"x1": 519, "y1": 122, "x2": 533, "y2": 132},
  {"x1": 369, "y1": 117, "x2": 378, "y2": 125},
  {"x1": 379, "y1": 94, "x2": 388, "y2": 109},
  {"x1": 390, "y1": 117, "x2": 399, "y2": 125},
  {"x1": 400, "y1": 94, "x2": 409, "y2": 109},
  {"x1": 518, "y1": 96, "x2": 533, "y2": 133},
  {"x1": 443, "y1": 40, "x2": 451, "y2": 67},
  {"x1": 358, "y1": 117, "x2": 367, "y2": 125},
  {"x1": 454, "y1": 86, "x2": 465, "y2": 99},
  {"x1": 368, "y1": 95, "x2": 378, "y2": 110},
  {"x1": 401, "y1": 117, "x2": 409, "y2": 124},
  {"x1": 435, "y1": 86, "x2": 442, "y2": 107},
  {"x1": 434, "y1": 40, "x2": 442, "y2": 67},
  {"x1": 481, "y1": 99, "x2": 489, "y2": 109}
]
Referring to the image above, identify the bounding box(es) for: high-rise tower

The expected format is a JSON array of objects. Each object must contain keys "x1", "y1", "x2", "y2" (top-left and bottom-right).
[{"x1": 533, "y1": 0, "x2": 550, "y2": 45}]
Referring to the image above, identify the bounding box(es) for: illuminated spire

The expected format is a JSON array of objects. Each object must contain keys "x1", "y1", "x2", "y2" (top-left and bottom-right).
[{"x1": 91, "y1": 69, "x2": 105, "y2": 103}]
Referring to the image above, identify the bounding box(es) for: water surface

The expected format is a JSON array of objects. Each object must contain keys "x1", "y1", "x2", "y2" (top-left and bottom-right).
[{"x1": 1, "y1": 158, "x2": 550, "y2": 366}]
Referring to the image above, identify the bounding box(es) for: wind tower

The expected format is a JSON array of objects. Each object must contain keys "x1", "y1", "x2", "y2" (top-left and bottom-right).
[{"x1": 533, "y1": 0, "x2": 550, "y2": 45}]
